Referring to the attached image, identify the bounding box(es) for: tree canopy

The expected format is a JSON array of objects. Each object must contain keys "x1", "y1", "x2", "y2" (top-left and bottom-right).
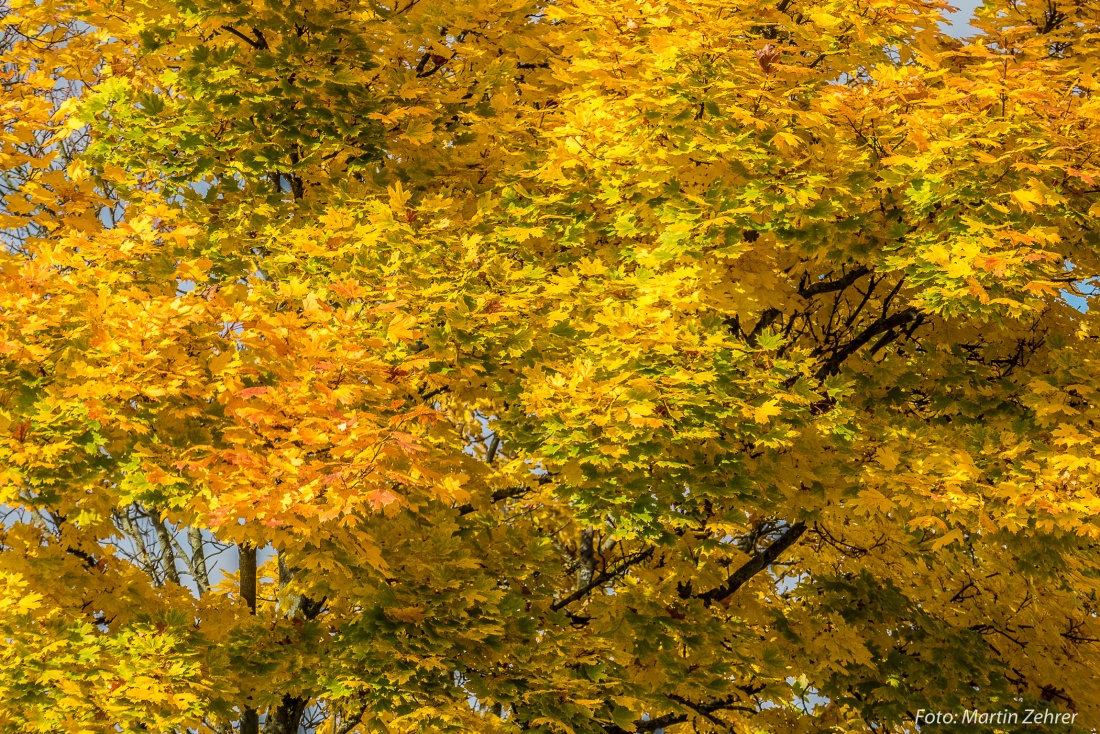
[{"x1": 2, "y1": 0, "x2": 1100, "y2": 731}]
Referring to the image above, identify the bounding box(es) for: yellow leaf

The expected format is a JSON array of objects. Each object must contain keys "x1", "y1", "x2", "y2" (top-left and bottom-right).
[
  {"x1": 857, "y1": 488, "x2": 896, "y2": 514},
  {"x1": 931, "y1": 528, "x2": 965, "y2": 551},
  {"x1": 389, "y1": 180, "x2": 411, "y2": 213},
  {"x1": 1011, "y1": 188, "x2": 1043, "y2": 212},
  {"x1": 875, "y1": 446, "x2": 900, "y2": 471},
  {"x1": 754, "y1": 399, "x2": 782, "y2": 423},
  {"x1": 385, "y1": 606, "x2": 426, "y2": 623},
  {"x1": 17, "y1": 592, "x2": 43, "y2": 613},
  {"x1": 387, "y1": 313, "x2": 422, "y2": 342},
  {"x1": 576, "y1": 257, "x2": 608, "y2": 277}
]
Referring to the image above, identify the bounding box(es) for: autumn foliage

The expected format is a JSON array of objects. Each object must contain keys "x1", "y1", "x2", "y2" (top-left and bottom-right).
[{"x1": 2, "y1": 0, "x2": 1100, "y2": 731}]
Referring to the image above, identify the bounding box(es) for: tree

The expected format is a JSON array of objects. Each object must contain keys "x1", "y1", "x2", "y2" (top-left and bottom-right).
[{"x1": 2, "y1": 0, "x2": 1099, "y2": 731}]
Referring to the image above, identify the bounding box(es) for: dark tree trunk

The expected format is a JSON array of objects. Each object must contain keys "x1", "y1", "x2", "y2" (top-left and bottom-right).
[{"x1": 238, "y1": 543, "x2": 259, "y2": 734}]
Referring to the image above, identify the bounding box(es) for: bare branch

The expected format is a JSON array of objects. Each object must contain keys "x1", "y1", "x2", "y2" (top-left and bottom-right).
[
  {"x1": 605, "y1": 694, "x2": 756, "y2": 734},
  {"x1": 152, "y1": 514, "x2": 181, "y2": 586},
  {"x1": 552, "y1": 547, "x2": 654, "y2": 611},
  {"x1": 696, "y1": 522, "x2": 806, "y2": 605},
  {"x1": 220, "y1": 25, "x2": 269, "y2": 50},
  {"x1": 576, "y1": 528, "x2": 596, "y2": 590},
  {"x1": 334, "y1": 694, "x2": 369, "y2": 734},
  {"x1": 115, "y1": 508, "x2": 159, "y2": 583},
  {"x1": 798, "y1": 265, "x2": 871, "y2": 299},
  {"x1": 456, "y1": 474, "x2": 552, "y2": 516},
  {"x1": 814, "y1": 307, "x2": 921, "y2": 380},
  {"x1": 188, "y1": 526, "x2": 211, "y2": 595}
]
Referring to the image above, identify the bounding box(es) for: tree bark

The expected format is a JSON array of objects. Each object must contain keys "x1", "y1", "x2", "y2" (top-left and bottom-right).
[
  {"x1": 153, "y1": 516, "x2": 181, "y2": 585},
  {"x1": 116, "y1": 508, "x2": 157, "y2": 582},
  {"x1": 188, "y1": 526, "x2": 210, "y2": 595},
  {"x1": 262, "y1": 552, "x2": 317, "y2": 733},
  {"x1": 264, "y1": 694, "x2": 307, "y2": 734},
  {"x1": 697, "y1": 522, "x2": 806, "y2": 604},
  {"x1": 239, "y1": 542, "x2": 257, "y2": 613},
  {"x1": 238, "y1": 543, "x2": 259, "y2": 734},
  {"x1": 577, "y1": 528, "x2": 596, "y2": 590}
]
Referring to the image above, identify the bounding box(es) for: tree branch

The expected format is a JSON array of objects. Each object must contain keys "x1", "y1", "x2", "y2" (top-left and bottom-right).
[
  {"x1": 576, "y1": 528, "x2": 596, "y2": 590},
  {"x1": 334, "y1": 695, "x2": 369, "y2": 734},
  {"x1": 551, "y1": 547, "x2": 654, "y2": 611},
  {"x1": 485, "y1": 433, "x2": 500, "y2": 465},
  {"x1": 152, "y1": 515, "x2": 181, "y2": 586},
  {"x1": 748, "y1": 307, "x2": 781, "y2": 344},
  {"x1": 116, "y1": 508, "x2": 158, "y2": 583},
  {"x1": 798, "y1": 266, "x2": 871, "y2": 299},
  {"x1": 605, "y1": 694, "x2": 757, "y2": 734},
  {"x1": 814, "y1": 307, "x2": 920, "y2": 380},
  {"x1": 165, "y1": 524, "x2": 199, "y2": 584},
  {"x1": 456, "y1": 475, "x2": 552, "y2": 516},
  {"x1": 220, "y1": 25, "x2": 269, "y2": 50},
  {"x1": 188, "y1": 526, "x2": 211, "y2": 595},
  {"x1": 696, "y1": 522, "x2": 806, "y2": 604}
]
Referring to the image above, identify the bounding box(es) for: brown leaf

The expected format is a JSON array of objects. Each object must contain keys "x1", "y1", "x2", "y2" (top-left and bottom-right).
[{"x1": 756, "y1": 43, "x2": 780, "y2": 74}]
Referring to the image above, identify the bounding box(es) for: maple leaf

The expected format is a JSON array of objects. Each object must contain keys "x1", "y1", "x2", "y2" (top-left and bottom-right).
[{"x1": 756, "y1": 43, "x2": 780, "y2": 74}]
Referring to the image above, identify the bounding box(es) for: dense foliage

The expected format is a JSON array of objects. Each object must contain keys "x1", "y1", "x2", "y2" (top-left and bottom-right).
[{"x1": 2, "y1": 0, "x2": 1099, "y2": 731}]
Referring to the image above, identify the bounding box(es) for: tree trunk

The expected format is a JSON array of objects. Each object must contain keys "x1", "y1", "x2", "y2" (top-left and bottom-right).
[
  {"x1": 153, "y1": 517, "x2": 180, "y2": 585},
  {"x1": 188, "y1": 526, "x2": 210, "y2": 595},
  {"x1": 239, "y1": 542, "x2": 257, "y2": 613},
  {"x1": 238, "y1": 543, "x2": 259, "y2": 734},
  {"x1": 264, "y1": 694, "x2": 308, "y2": 734}
]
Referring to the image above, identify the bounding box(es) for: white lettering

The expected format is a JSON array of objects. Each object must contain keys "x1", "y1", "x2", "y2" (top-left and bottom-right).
[{"x1": 918, "y1": 708, "x2": 1070, "y2": 726}]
